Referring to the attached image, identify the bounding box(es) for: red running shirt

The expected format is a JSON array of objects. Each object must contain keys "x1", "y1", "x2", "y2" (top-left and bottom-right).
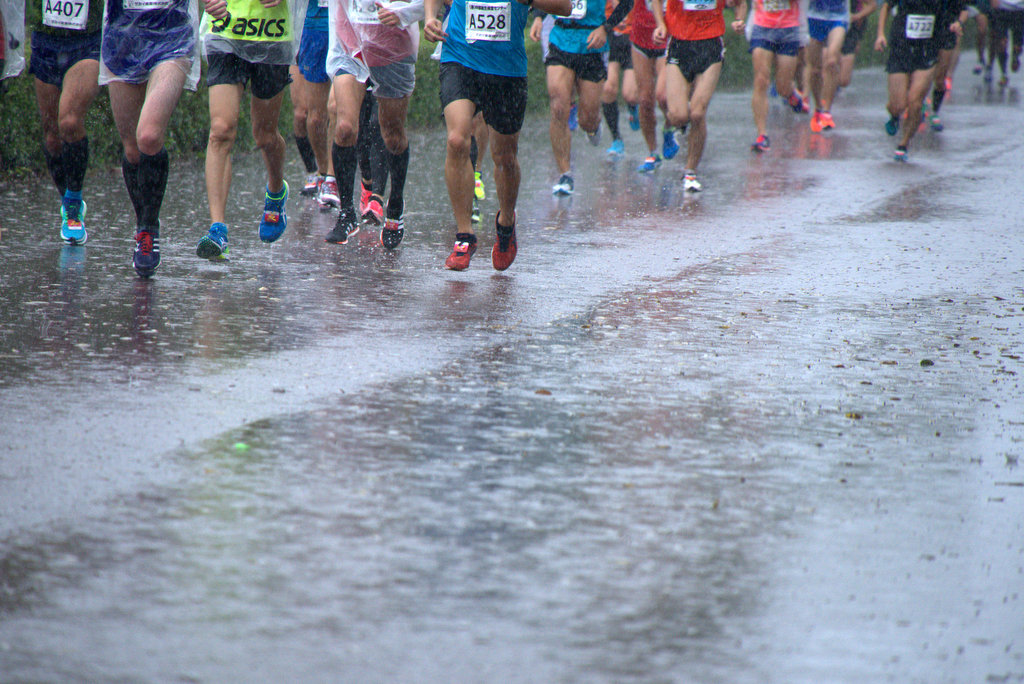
[{"x1": 664, "y1": 0, "x2": 725, "y2": 41}]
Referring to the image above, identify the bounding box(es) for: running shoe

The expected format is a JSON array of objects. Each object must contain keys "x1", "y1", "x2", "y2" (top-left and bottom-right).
[
  {"x1": 1000, "y1": 74, "x2": 1009, "y2": 88},
  {"x1": 819, "y1": 111, "x2": 835, "y2": 130},
  {"x1": 751, "y1": 134, "x2": 770, "y2": 153},
  {"x1": 552, "y1": 173, "x2": 574, "y2": 196},
  {"x1": 60, "y1": 197, "x2": 88, "y2": 245},
  {"x1": 929, "y1": 112, "x2": 944, "y2": 132},
  {"x1": 944, "y1": 76, "x2": 953, "y2": 91},
  {"x1": 682, "y1": 170, "x2": 702, "y2": 193},
  {"x1": 810, "y1": 111, "x2": 823, "y2": 132},
  {"x1": 568, "y1": 103, "x2": 578, "y2": 131},
  {"x1": 769, "y1": 82, "x2": 778, "y2": 98},
  {"x1": 259, "y1": 181, "x2": 289, "y2": 243},
  {"x1": 662, "y1": 128, "x2": 680, "y2": 159},
  {"x1": 491, "y1": 214, "x2": 517, "y2": 271},
  {"x1": 586, "y1": 124, "x2": 601, "y2": 147},
  {"x1": 606, "y1": 138, "x2": 624, "y2": 156},
  {"x1": 786, "y1": 91, "x2": 804, "y2": 113},
  {"x1": 325, "y1": 211, "x2": 359, "y2": 244},
  {"x1": 973, "y1": 63, "x2": 983, "y2": 75},
  {"x1": 893, "y1": 145, "x2": 907, "y2": 163},
  {"x1": 133, "y1": 224, "x2": 160, "y2": 278},
  {"x1": 359, "y1": 180, "x2": 372, "y2": 217},
  {"x1": 445, "y1": 232, "x2": 477, "y2": 270},
  {"x1": 363, "y1": 194, "x2": 384, "y2": 225},
  {"x1": 381, "y1": 215, "x2": 404, "y2": 250},
  {"x1": 798, "y1": 91, "x2": 811, "y2": 113},
  {"x1": 474, "y1": 171, "x2": 486, "y2": 200},
  {"x1": 471, "y1": 201, "x2": 481, "y2": 223},
  {"x1": 317, "y1": 175, "x2": 340, "y2": 209},
  {"x1": 628, "y1": 103, "x2": 640, "y2": 131},
  {"x1": 197, "y1": 221, "x2": 229, "y2": 260},
  {"x1": 301, "y1": 173, "x2": 321, "y2": 197},
  {"x1": 885, "y1": 115, "x2": 900, "y2": 136},
  {"x1": 637, "y1": 154, "x2": 662, "y2": 173}
]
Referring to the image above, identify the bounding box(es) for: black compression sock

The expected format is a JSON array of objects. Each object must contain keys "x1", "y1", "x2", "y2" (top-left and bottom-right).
[
  {"x1": 932, "y1": 87, "x2": 946, "y2": 113},
  {"x1": 121, "y1": 155, "x2": 143, "y2": 224},
  {"x1": 331, "y1": 142, "x2": 358, "y2": 212},
  {"x1": 385, "y1": 146, "x2": 409, "y2": 220},
  {"x1": 45, "y1": 146, "x2": 67, "y2": 198},
  {"x1": 137, "y1": 148, "x2": 169, "y2": 227},
  {"x1": 62, "y1": 137, "x2": 89, "y2": 194},
  {"x1": 294, "y1": 135, "x2": 317, "y2": 173},
  {"x1": 470, "y1": 135, "x2": 478, "y2": 170},
  {"x1": 602, "y1": 101, "x2": 621, "y2": 141}
]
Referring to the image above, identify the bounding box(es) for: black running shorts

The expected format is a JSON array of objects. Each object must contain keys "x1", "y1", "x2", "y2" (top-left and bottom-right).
[
  {"x1": 206, "y1": 52, "x2": 291, "y2": 100},
  {"x1": 666, "y1": 36, "x2": 724, "y2": 83},
  {"x1": 544, "y1": 43, "x2": 608, "y2": 83},
  {"x1": 439, "y1": 61, "x2": 528, "y2": 136}
]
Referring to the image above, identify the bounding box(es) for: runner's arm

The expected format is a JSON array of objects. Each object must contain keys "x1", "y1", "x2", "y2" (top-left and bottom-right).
[
  {"x1": 424, "y1": 0, "x2": 446, "y2": 40},
  {"x1": 730, "y1": 0, "x2": 746, "y2": 32},
  {"x1": 851, "y1": 0, "x2": 876, "y2": 22},
  {"x1": 650, "y1": 0, "x2": 666, "y2": 43},
  {"x1": 533, "y1": 0, "x2": 572, "y2": 16},
  {"x1": 874, "y1": 1, "x2": 889, "y2": 51}
]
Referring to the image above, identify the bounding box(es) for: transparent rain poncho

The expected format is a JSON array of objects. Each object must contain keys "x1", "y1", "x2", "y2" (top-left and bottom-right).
[
  {"x1": 201, "y1": 0, "x2": 308, "y2": 66},
  {"x1": 1, "y1": 0, "x2": 26, "y2": 80},
  {"x1": 326, "y1": 0, "x2": 422, "y2": 82},
  {"x1": 99, "y1": 0, "x2": 201, "y2": 88}
]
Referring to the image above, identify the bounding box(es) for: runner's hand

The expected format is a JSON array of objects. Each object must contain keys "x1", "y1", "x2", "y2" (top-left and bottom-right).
[
  {"x1": 377, "y1": 2, "x2": 400, "y2": 25},
  {"x1": 874, "y1": 35, "x2": 886, "y2": 51},
  {"x1": 425, "y1": 16, "x2": 446, "y2": 41},
  {"x1": 653, "y1": 23, "x2": 666, "y2": 44},
  {"x1": 204, "y1": 0, "x2": 228, "y2": 19},
  {"x1": 731, "y1": 18, "x2": 744, "y2": 33},
  {"x1": 529, "y1": 16, "x2": 543, "y2": 41},
  {"x1": 586, "y1": 25, "x2": 607, "y2": 50}
]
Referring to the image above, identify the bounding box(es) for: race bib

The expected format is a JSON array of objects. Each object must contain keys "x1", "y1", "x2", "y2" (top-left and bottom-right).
[
  {"x1": 123, "y1": 0, "x2": 174, "y2": 9},
  {"x1": 569, "y1": 0, "x2": 586, "y2": 19},
  {"x1": 905, "y1": 13, "x2": 934, "y2": 39},
  {"x1": 763, "y1": 0, "x2": 786, "y2": 12},
  {"x1": 350, "y1": 0, "x2": 380, "y2": 23},
  {"x1": 318, "y1": 0, "x2": 328, "y2": 7},
  {"x1": 683, "y1": 0, "x2": 715, "y2": 10},
  {"x1": 465, "y1": 1, "x2": 510, "y2": 41},
  {"x1": 42, "y1": 0, "x2": 88, "y2": 29}
]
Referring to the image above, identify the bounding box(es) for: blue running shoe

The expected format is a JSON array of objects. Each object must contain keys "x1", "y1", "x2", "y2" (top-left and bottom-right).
[
  {"x1": 628, "y1": 103, "x2": 640, "y2": 131},
  {"x1": 133, "y1": 224, "x2": 160, "y2": 278},
  {"x1": 662, "y1": 128, "x2": 680, "y2": 159},
  {"x1": 60, "y1": 197, "x2": 88, "y2": 245},
  {"x1": 893, "y1": 146, "x2": 908, "y2": 163},
  {"x1": 259, "y1": 180, "x2": 289, "y2": 243},
  {"x1": 197, "y1": 222, "x2": 229, "y2": 260},
  {"x1": 568, "y1": 103, "x2": 578, "y2": 131},
  {"x1": 769, "y1": 82, "x2": 778, "y2": 97},
  {"x1": 607, "y1": 138, "x2": 624, "y2": 156},
  {"x1": 885, "y1": 115, "x2": 899, "y2": 136},
  {"x1": 637, "y1": 154, "x2": 662, "y2": 173}
]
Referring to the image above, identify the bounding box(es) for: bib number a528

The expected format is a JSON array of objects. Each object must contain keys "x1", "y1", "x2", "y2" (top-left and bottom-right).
[
  {"x1": 43, "y1": 0, "x2": 88, "y2": 30},
  {"x1": 465, "y1": 1, "x2": 511, "y2": 42}
]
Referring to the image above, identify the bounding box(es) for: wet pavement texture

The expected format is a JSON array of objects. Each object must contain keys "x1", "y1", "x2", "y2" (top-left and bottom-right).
[{"x1": 2, "y1": 65, "x2": 1024, "y2": 682}]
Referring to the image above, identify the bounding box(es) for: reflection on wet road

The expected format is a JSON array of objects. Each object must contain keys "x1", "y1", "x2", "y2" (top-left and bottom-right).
[{"x1": 2, "y1": 66, "x2": 1023, "y2": 682}]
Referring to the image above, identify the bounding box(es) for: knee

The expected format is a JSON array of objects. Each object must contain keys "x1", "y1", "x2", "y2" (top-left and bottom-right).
[
  {"x1": 57, "y1": 112, "x2": 85, "y2": 142},
  {"x1": 292, "y1": 107, "x2": 309, "y2": 132},
  {"x1": 689, "y1": 105, "x2": 706, "y2": 125},
  {"x1": 252, "y1": 126, "x2": 281, "y2": 150},
  {"x1": 447, "y1": 130, "x2": 471, "y2": 158},
  {"x1": 753, "y1": 71, "x2": 771, "y2": 92},
  {"x1": 136, "y1": 127, "x2": 165, "y2": 157},
  {"x1": 381, "y1": 126, "x2": 407, "y2": 154},
  {"x1": 307, "y1": 107, "x2": 327, "y2": 132},
  {"x1": 207, "y1": 117, "x2": 237, "y2": 149},
  {"x1": 334, "y1": 119, "x2": 358, "y2": 147}
]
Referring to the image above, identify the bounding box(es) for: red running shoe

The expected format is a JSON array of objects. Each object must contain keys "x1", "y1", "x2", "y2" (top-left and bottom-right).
[
  {"x1": 491, "y1": 213, "x2": 517, "y2": 271},
  {"x1": 445, "y1": 233, "x2": 477, "y2": 270}
]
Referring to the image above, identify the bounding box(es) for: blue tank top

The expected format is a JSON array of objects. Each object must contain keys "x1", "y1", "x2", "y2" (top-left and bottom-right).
[{"x1": 440, "y1": 0, "x2": 530, "y2": 78}]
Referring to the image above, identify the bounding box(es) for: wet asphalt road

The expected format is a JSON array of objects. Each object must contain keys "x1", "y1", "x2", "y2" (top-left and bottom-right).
[{"x1": 1, "y1": 63, "x2": 1024, "y2": 682}]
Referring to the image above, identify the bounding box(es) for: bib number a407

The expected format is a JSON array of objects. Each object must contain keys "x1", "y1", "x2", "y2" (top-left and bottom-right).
[{"x1": 43, "y1": 0, "x2": 88, "y2": 30}]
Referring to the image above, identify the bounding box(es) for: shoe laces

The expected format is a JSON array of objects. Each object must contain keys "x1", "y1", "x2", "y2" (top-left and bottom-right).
[{"x1": 136, "y1": 231, "x2": 154, "y2": 254}]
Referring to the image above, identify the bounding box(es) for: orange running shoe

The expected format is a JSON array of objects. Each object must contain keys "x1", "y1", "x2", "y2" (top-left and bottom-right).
[
  {"x1": 810, "y1": 111, "x2": 823, "y2": 133},
  {"x1": 491, "y1": 213, "x2": 517, "y2": 271},
  {"x1": 445, "y1": 233, "x2": 477, "y2": 270},
  {"x1": 819, "y1": 111, "x2": 835, "y2": 130}
]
